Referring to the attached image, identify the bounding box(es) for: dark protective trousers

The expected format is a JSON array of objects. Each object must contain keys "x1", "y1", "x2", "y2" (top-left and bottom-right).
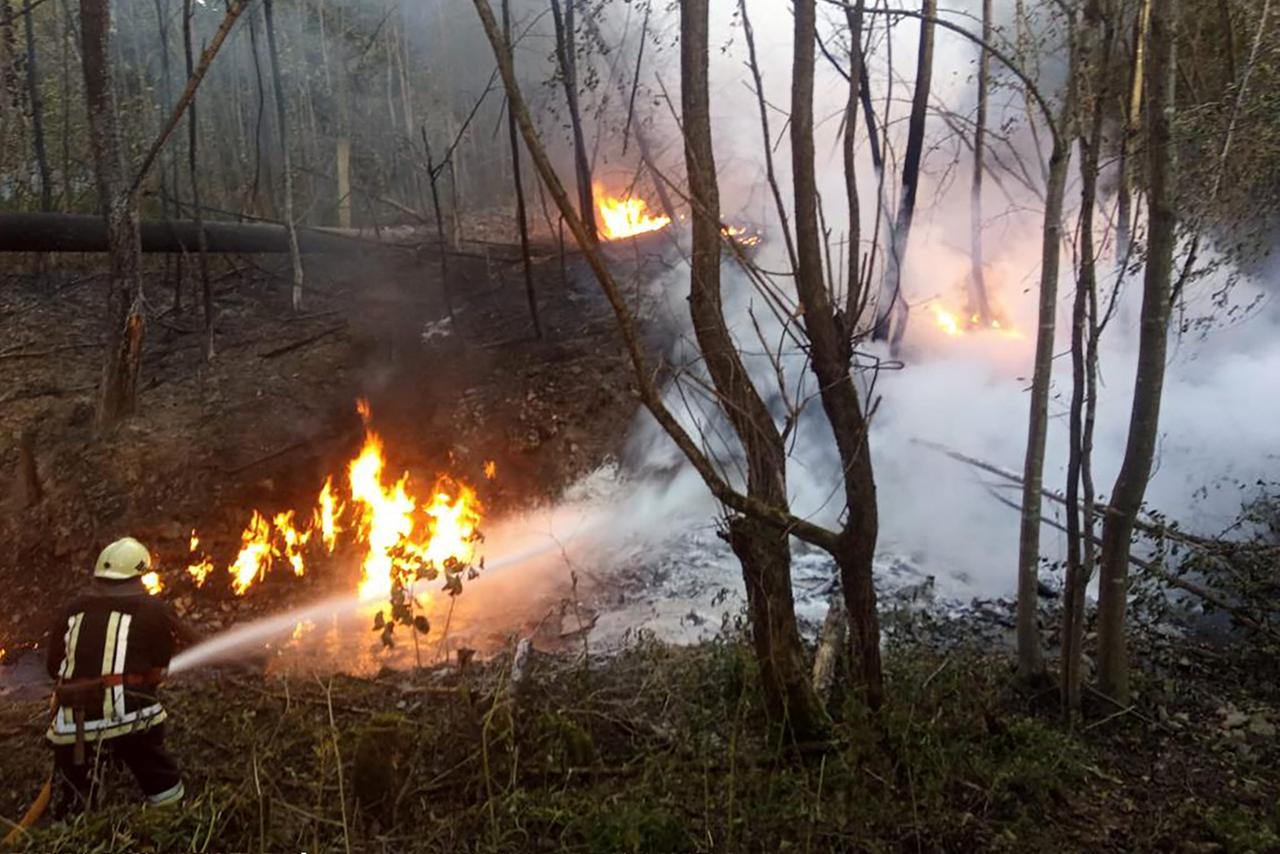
[{"x1": 52, "y1": 724, "x2": 182, "y2": 815}]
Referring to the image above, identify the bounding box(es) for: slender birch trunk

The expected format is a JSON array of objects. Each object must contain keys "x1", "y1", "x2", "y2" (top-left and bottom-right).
[{"x1": 1097, "y1": 0, "x2": 1179, "y2": 705}]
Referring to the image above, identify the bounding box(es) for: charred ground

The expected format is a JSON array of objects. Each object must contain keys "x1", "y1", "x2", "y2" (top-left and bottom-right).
[{"x1": 0, "y1": 236, "x2": 643, "y2": 653}]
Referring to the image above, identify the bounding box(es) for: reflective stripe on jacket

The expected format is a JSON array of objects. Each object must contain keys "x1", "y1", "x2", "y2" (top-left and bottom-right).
[{"x1": 44, "y1": 581, "x2": 183, "y2": 745}]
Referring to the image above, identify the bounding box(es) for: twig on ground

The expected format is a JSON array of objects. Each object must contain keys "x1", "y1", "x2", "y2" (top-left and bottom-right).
[
  {"x1": 256, "y1": 323, "x2": 345, "y2": 359},
  {"x1": 322, "y1": 677, "x2": 353, "y2": 854}
]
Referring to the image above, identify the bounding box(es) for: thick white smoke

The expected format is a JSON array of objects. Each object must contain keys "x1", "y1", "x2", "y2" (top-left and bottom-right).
[{"x1": 564, "y1": 0, "x2": 1280, "y2": 620}]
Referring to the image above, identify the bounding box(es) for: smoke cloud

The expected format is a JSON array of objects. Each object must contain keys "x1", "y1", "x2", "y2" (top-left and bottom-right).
[{"x1": 521, "y1": 0, "x2": 1280, "y2": 626}]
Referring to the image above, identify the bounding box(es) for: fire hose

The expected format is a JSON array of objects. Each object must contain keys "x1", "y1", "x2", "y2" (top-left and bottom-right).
[
  {"x1": 0, "y1": 777, "x2": 51, "y2": 847},
  {"x1": 1, "y1": 693, "x2": 56, "y2": 847}
]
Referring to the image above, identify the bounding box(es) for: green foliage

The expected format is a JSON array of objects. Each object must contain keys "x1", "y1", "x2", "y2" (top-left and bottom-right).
[
  {"x1": 18, "y1": 784, "x2": 244, "y2": 854},
  {"x1": 1130, "y1": 482, "x2": 1280, "y2": 673},
  {"x1": 5, "y1": 637, "x2": 1102, "y2": 853},
  {"x1": 1200, "y1": 803, "x2": 1280, "y2": 854},
  {"x1": 6, "y1": 624, "x2": 1277, "y2": 853}
]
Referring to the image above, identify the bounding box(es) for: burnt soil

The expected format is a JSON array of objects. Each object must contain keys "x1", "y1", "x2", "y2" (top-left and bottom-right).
[{"x1": 0, "y1": 236, "x2": 650, "y2": 655}]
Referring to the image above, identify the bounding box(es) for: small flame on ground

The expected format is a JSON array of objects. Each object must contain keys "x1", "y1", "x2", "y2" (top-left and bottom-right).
[
  {"x1": 483, "y1": 460, "x2": 497, "y2": 480},
  {"x1": 272, "y1": 511, "x2": 311, "y2": 577},
  {"x1": 721, "y1": 225, "x2": 762, "y2": 247},
  {"x1": 187, "y1": 557, "x2": 214, "y2": 587},
  {"x1": 928, "y1": 303, "x2": 1023, "y2": 339},
  {"x1": 933, "y1": 305, "x2": 965, "y2": 337},
  {"x1": 187, "y1": 531, "x2": 214, "y2": 586},
  {"x1": 230, "y1": 511, "x2": 275, "y2": 595},
  {"x1": 315, "y1": 478, "x2": 341, "y2": 553},
  {"x1": 596, "y1": 184, "x2": 671, "y2": 240},
  {"x1": 141, "y1": 572, "x2": 163, "y2": 595}
]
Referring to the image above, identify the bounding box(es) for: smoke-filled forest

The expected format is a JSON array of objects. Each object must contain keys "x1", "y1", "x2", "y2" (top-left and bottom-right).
[{"x1": 1, "y1": 0, "x2": 1278, "y2": 850}]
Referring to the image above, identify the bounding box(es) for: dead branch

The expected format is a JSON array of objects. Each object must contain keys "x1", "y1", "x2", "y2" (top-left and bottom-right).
[
  {"x1": 983, "y1": 485, "x2": 1276, "y2": 636},
  {"x1": 0, "y1": 342, "x2": 99, "y2": 360},
  {"x1": 256, "y1": 323, "x2": 344, "y2": 359},
  {"x1": 916, "y1": 438, "x2": 1276, "y2": 558},
  {"x1": 468, "y1": 0, "x2": 842, "y2": 554},
  {"x1": 129, "y1": 0, "x2": 250, "y2": 196},
  {"x1": 811, "y1": 592, "x2": 848, "y2": 704}
]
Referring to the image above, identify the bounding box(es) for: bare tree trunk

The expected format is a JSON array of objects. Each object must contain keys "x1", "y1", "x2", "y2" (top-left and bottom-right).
[
  {"x1": 422, "y1": 129, "x2": 454, "y2": 321},
  {"x1": 873, "y1": 0, "x2": 935, "y2": 352},
  {"x1": 842, "y1": 0, "x2": 864, "y2": 319},
  {"x1": 792, "y1": 0, "x2": 883, "y2": 710},
  {"x1": 263, "y1": 0, "x2": 304, "y2": 311},
  {"x1": 58, "y1": 0, "x2": 71, "y2": 208},
  {"x1": 503, "y1": 0, "x2": 540, "y2": 339},
  {"x1": 1115, "y1": 0, "x2": 1149, "y2": 263},
  {"x1": 0, "y1": 2, "x2": 18, "y2": 163},
  {"x1": 247, "y1": 5, "x2": 269, "y2": 216},
  {"x1": 336, "y1": 136, "x2": 351, "y2": 228},
  {"x1": 682, "y1": 0, "x2": 828, "y2": 740},
  {"x1": 1097, "y1": 0, "x2": 1179, "y2": 705},
  {"x1": 81, "y1": 0, "x2": 144, "y2": 428},
  {"x1": 152, "y1": 0, "x2": 182, "y2": 312},
  {"x1": 183, "y1": 0, "x2": 213, "y2": 360},
  {"x1": 465, "y1": 8, "x2": 865, "y2": 747},
  {"x1": 549, "y1": 0, "x2": 596, "y2": 243},
  {"x1": 969, "y1": 0, "x2": 993, "y2": 325},
  {"x1": 1063, "y1": 2, "x2": 1111, "y2": 720},
  {"x1": 23, "y1": 0, "x2": 51, "y2": 210},
  {"x1": 1017, "y1": 27, "x2": 1080, "y2": 685}
]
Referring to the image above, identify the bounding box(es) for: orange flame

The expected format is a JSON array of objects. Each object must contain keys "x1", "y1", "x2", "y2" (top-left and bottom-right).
[
  {"x1": 932, "y1": 305, "x2": 965, "y2": 337},
  {"x1": 272, "y1": 510, "x2": 311, "y2": 577},
  {"x1": 187, "y1": 556, "x2": 214, "y2": 587},
  {"x1": 315, "y1": 477, "x2": 342, "y2": 553},
  {"x1": 929, "y1": 303, "x2": 1023, "y2": 339},
  {"x1": 141, "y1": 572, "x2": 163, "y2": 595},
  {"x1": 721, "y1": 225, "x2": 762, "y2": 247},
  {"x1": 483, "y1": 460, "x2": 497, "y2": 480},
  {"x1": 596, "y1": 184, "x2": 671, "y2": 240},
  {"x1": 186, "y1": 531, "x2": 214, "y2": 587},
  {"x1": 349, "y1": 432, "x2": 418, "y2": 601},
  {"x1": 419, "y1": 478, "x2": 483, "y2": 574},
  {"x1": 179, "y1": 402, "x2": 485, "y2": 602},
  {"x1": 229, "y1": 511, "x2": 275, "y2": 595}
]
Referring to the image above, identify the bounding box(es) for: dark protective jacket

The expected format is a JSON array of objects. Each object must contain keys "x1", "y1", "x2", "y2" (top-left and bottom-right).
[{"x1": 43, "y1": 579, "x2": 194, "y2": 745}]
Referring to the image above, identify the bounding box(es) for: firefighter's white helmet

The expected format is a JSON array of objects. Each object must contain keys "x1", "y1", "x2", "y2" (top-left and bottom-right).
[{"x1": 94, "y1": 537, "x2": 152, "y2": 580}]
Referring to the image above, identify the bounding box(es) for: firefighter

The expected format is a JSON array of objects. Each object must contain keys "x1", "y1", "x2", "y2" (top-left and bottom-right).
[{"x1": 43, "y1": 537, "x2": 200, "y2": 815}]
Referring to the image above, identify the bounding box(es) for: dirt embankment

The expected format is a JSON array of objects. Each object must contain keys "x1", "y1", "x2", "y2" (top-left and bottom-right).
[{"x1": 0, "y1": 237, "x2": 652, "y2": 654}]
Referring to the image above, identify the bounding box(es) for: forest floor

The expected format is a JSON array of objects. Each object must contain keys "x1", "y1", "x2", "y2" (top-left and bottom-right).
[
  {"x1": 0, "y1": 232, "x2": 654, "y2": 655},
  {"x1": 0, "y1": 613, "x2": 1277, "y2": 853},
  {"x1": 1, "y1": 236, "x2": 1278, "y2": 852}
]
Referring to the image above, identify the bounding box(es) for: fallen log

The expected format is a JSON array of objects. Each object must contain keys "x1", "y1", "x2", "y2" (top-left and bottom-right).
[{"x1": 0, "y1": 212, "x2": 393, "y2": 254}]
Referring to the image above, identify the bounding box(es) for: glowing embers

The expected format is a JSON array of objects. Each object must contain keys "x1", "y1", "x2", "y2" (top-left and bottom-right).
[
  {"x1": 720, "y1": 224, "x2": 762, "y2": 247},
  {"x1": 595, "y1": 183, "x2": 671, "y2": 240},
  {"x1": 184, "y1": 401, "x2": 484, "y2": 601},
  {"x1": 928, "y1": 302, "x2": 1022, "y2": 339}
]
